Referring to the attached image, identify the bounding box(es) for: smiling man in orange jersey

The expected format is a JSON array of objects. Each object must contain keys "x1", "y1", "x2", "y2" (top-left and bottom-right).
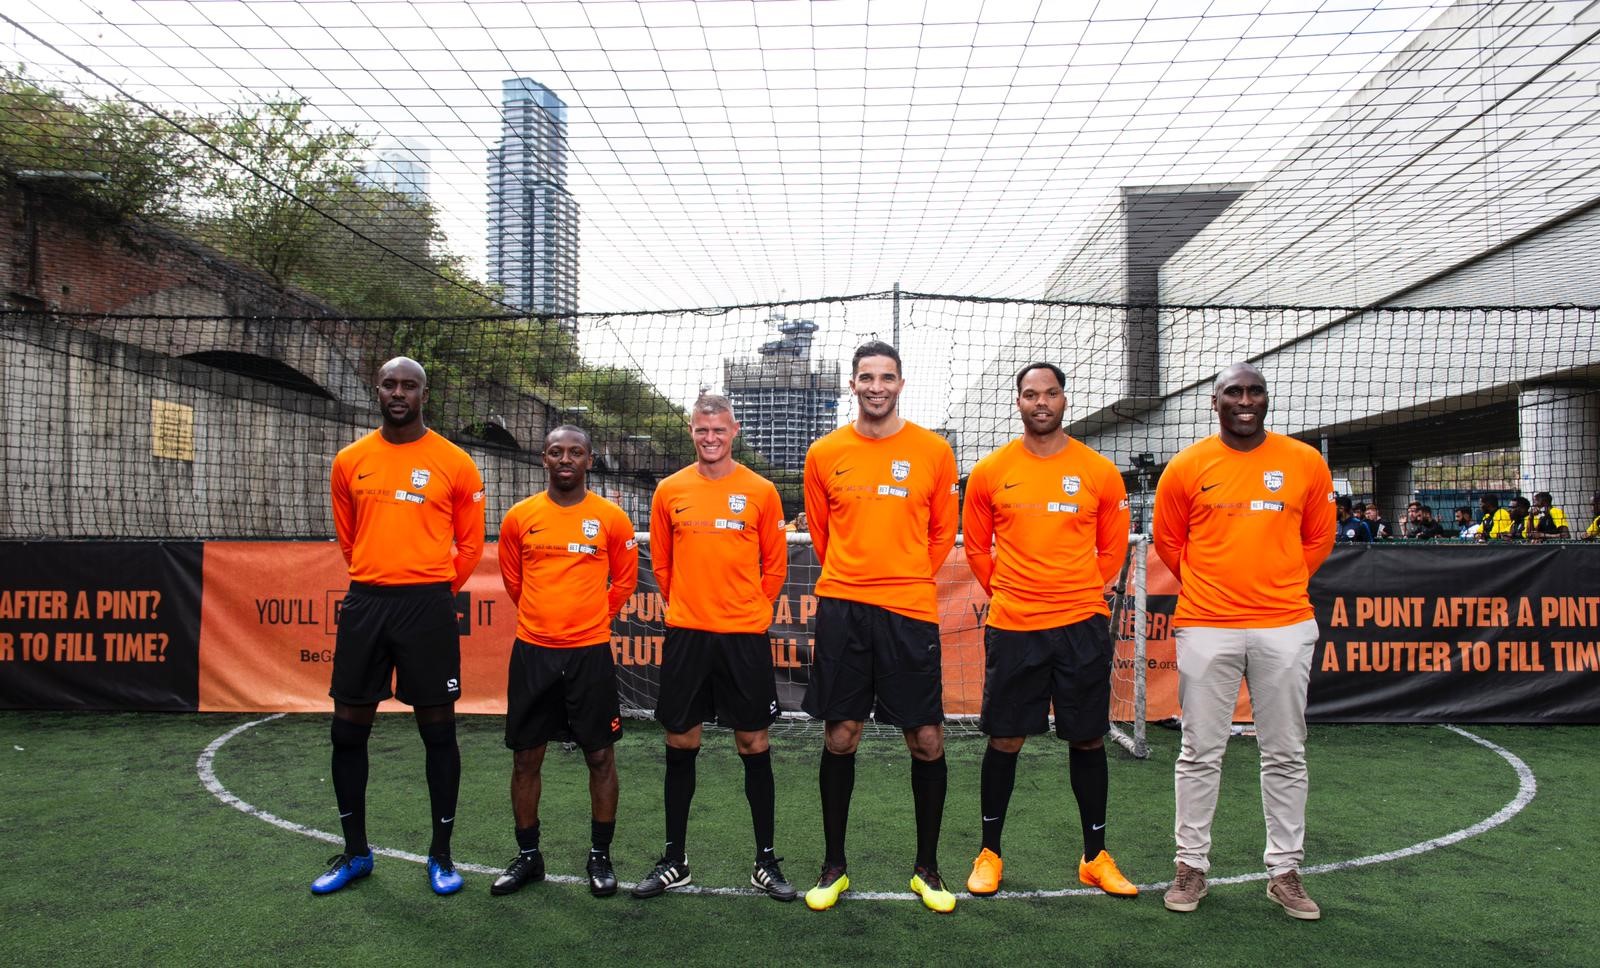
[
  {"x1": 1153, "y1": 362, "x2": 1336, "y2": 920},
  {"x1": 961, "y1": 362, "x2": 1138, "y2": 900},
  {"x1": 629, "y1": 394, "x2": 795, "y2": 902},
  {"x1": 490, "y1": 425, "x2": 638, "y2": 899},
  {"x1": 316, "y1": 356, "x2": 485, "y2": 897},
  {"x1": 801, "y1": 340, "x2": 961, "y2": 913}
]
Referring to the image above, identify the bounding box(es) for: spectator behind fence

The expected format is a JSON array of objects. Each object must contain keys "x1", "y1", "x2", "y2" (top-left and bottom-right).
[
  {"x1": 1362, "y1": 504, "x2": 1393, "y2": 540},
  {"x1": 1455, "y1": 506, "x2": 1478, "y2": 540},
  {"x1": 1527, "y1": 492, "x2": 1570, "y2": 542},
  {"x1": 1584, "y1": 492, "x2": 1600, "y2": 541},
  {"x1": 1401, "y1": 502, "x2": 1423, "y2": 538},
  {"x1": 1477, "y1": 495, "x2": 1512, "y2": 542},
  {"x1": 1410, "y1": 505, "x2": 1446, "y2": 540},
  {"x1": 1507, "y1": 496, "x2": 1531, "y2": 541},
  {"x1": 1335, "y1": 497, "x2": 1371, "y2": 543}
]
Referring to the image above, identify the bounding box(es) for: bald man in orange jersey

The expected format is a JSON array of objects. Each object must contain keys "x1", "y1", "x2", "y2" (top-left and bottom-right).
[
  {"x1": 630, "y1": 393, "x2": 795, "y2": 902},
  {"x1": 1153, "y1": 363, "x2": 1336, "y2": 920},
  {"x1": 491, "y1": 425, "x2": 638, "y2": 899},
  {"x1": 961, "y1": 362, "x2": 1138, "y2": 900},
  {"x1": 316, "y1": 356, "x2": 485, "y2": 897},
  {"x1": 800, "y1": 340, "x2": 960, "y2": 914}
]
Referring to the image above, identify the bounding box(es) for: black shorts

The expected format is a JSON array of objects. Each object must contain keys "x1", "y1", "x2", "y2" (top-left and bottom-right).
[
  {"x1": 980, "y1": 614, "x2": 1113, "y2": 742},
  {"x1": 505, "y1": 641, "x2": 624, "y2": 753},
  {"x1": 655, "y1": 627, "x2": 779, "y2": 734},
  {"x1": 801, "y1": 597, "x2": 943, "y2": 729},
  {"x1": 330, "y1": 582, "x2": 461, "y2": 707}
]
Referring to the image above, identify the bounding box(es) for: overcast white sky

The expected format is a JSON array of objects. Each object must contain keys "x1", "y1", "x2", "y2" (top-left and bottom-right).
[{"x1": 4, "y1": 0, "x2": 1458, "y2": 318}]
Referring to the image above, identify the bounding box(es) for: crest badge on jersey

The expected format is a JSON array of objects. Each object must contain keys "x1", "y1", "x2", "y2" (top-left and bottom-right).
[
  {"x1": 1062, "y1": 475, "x2": 1081, "y2": 495},
  {"x1": 891, "y1": 460, "x2": 911, "y2": 482},
  {"x1": 582, "y1": 518, "x2": 600, "y2": 539},
  {"x1": 1264, "y1": 470, "x2": 1284, "y2": 492},
  {"x1": 410, "y1": 468, "x2": 431, "y2": 489},
  {"x1": 728, "y1": 493, "x2": 747, "y2": 514}
]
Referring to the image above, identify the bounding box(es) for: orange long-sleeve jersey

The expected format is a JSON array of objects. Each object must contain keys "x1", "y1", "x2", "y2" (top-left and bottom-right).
[
  {"x1": 498, "y1": 491, "x2": 640, "y2": 648},
  {"x1": 803, "y1": 421, "x2": 959, "y2": 623},
  {"x1": 330, "y1": 429, "x2": 485, "y2": 591},
  {"x1": 649, "y1": 463, "x2": 787, "y2": 633},
  {"x1": 1152, "y1": 432, "x2": 1336, "y2": 629},
  {"x1": 963, "y1": 437, "x2": 1130, "y2": 631}
]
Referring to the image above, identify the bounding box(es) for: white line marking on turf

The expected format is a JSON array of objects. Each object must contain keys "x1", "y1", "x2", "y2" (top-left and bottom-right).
[{"x1": 198, "y1": 719, "x2": 1536, "y2": 901}]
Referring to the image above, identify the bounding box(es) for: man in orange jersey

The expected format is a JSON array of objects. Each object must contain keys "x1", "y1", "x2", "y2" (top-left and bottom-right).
[
  {"x1": 490, "y1": 425, "x2": 639, "y2": 899},
  {"x1": 630, "y1": 394, "x2": 795, "y2": 902},
  {"x1": 1153, "y1": 362, "x2": 1336, "y2": 921},
  {"x1": 800, "y1": 340, "x2": 960, "y2": 913},
  {"x1": 961, "y1": 362, "x2": 1138, "y2": 900},
  {"x1": 316, "y1": 356, "x2": 486, "y2": 897}
]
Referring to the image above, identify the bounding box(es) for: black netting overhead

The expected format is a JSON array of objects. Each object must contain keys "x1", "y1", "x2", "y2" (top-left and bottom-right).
[{"x1": 3, "y1": 2, "x2": 1600, "y2": 540}]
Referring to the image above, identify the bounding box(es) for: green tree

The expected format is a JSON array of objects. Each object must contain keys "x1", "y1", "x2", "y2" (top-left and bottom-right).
[
  {"x1": 0, "y1": 71, "x2": 199, "y2": 219},
  {"x1": 190, "y1": 98, "x2": 367, "y2": 286},
  {"x1": 1, "y1": 74, "x2": 688, "y2": 459}
]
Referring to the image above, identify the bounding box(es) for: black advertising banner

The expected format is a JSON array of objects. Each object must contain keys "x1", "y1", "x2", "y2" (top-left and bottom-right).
[
  {"x1": 1, "y1": 540, "x2": 1596, "y2": 722},
  {"x1": 1309, "y1": 544, "x2": 1600, "y2": 722},
  {"x1": 0, "y1": 542, "x2": 203, "y2": 711},
  {"x1": 613, "y1": 543, "x2": 819, "y2": 713}
]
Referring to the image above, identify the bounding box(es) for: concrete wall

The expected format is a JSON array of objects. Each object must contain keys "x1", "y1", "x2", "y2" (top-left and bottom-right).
[
  {"x1": 0, "y1": 319, "x2": 653, "y2": 539},
  {"x1": 1161, "y1": 0, "x2": 1600, "y2": 313},
  {"x1": 1, "y1": 177, "x2": 378, "y2": 409}
]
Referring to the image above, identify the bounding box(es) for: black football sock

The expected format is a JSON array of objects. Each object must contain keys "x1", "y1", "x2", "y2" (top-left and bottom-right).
[
  {"x1": 329, "y1": 716, "x2": 371, "y2": 857},
  {"x1": 663, "y1": 745, "x2": 698, "y2": 862},
  {"x1": 1069, "y1": 745, "x2": 1109, "y2": 860},
  {"x1": 819, "y1": 749, "x2": 856, "y2": 868},
  {"x1": 980, "y1": 746, "x2": 1020, "y2": 855},
  {"x1": 417, "y1": 718, "x2": 460, "y2": 858},
  {"x1": 740, "y1": 749, "x2": 777, "y2": 860},
  {"x1": 591, "y1": 819, "x2": 615, "y2": 854},
  {"x1": 911, "y1": 755, "x2": 948, "y2": 873},
  {"x1": 515, "y1": 822, "x2": 541, "y2": 856}
]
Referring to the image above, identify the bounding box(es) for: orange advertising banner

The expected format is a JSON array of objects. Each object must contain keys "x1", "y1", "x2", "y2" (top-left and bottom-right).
[
  {"x1": 198, "y1": 542, "x2": 519, "y2": 714},
  {"x1": 194, "y1": 540, "x2": 1228, "y2": 721}
]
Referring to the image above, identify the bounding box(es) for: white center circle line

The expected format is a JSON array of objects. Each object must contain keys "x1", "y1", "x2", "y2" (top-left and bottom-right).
[{"x1": 197, "y1": 717, "x2": 1536, "y2": 900}]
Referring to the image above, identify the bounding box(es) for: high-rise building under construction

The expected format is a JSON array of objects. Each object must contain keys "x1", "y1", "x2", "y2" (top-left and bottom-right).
[{"x1": 723, "y1": 314, "x2": 841, "y2": 471}]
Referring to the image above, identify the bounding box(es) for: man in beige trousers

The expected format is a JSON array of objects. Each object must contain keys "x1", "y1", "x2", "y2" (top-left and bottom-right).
[{"x1": 1151, "y1": 363, "x2": 1336, "y2": 920}]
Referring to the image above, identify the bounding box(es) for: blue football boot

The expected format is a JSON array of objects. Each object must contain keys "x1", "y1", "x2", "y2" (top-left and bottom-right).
[
  {"x1": 428, "y1": 854, "x2": 464, "y2": 895},
  {"x1": 311, "y1": 851, "x2": 374, "y2": 894}
]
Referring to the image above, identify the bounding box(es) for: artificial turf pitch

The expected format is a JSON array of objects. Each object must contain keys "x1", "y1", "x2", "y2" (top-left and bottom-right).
[{"x1": 0, "y1": 711, "x2": 1593, "y2": 967}]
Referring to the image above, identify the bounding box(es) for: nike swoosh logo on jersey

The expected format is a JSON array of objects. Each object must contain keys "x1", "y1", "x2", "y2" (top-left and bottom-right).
[
  {"x1": 833, "y1": 467, "x2": 853, "y2": 476},
  {"x1": 674, "y1": 506, "x2": 690, "y2": 514},
  {"x1": 357, "y1": 472, "x2": 374, "y2": 480},
  {"x1": 528, "y1": 527, "x2": 544, "y2": 535},
  {"x1": 1003, "y1": 481, "x2": 1020, "y2": 489},
  {"x1": 1201, "y1": 483, "x2": 1220, "y2": 492}
]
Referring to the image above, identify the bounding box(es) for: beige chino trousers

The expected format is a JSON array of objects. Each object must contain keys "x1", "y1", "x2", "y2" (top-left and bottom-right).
[{"x1": 1172, "y1": 619, "x2": 1318, "y2": 876}]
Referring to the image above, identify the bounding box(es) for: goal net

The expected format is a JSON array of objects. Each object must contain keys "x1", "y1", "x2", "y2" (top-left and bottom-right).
[{"x1": 608, "y1": 531, "x2": 1150, "y2": 755}]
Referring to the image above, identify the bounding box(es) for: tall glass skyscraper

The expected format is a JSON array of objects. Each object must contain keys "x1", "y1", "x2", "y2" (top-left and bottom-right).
[{"x1": 487, "y1": 78, "x2": 579, "y2": 329}]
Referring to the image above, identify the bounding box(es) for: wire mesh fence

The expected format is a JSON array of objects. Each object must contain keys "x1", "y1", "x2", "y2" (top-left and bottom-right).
[{"x1": 5, "y1": 295, "x2": 1597, "y2": 542}]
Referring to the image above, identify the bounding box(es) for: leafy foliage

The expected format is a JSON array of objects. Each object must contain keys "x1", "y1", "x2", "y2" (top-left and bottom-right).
[
  {"x1": 0, "y1": 70, "x2": 199, "y2": 219},
  {"x1": 0, "y1": 71, "x2": 687, "y2": 467}
]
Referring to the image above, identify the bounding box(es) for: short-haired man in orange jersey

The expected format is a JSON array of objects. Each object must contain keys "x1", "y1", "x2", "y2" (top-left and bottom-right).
[
  {"x1": 315, "y1": 356, "x2": 486, "y2": 897},
  {"x1": 490, "y1": 425, "x2": 638, "y2": 899},
  {"x1": 961, "y1": 362, "x2": 1138, "y2": 899},
  {"x1": 1153, "y1": 362, "x2": 1336, "y2": 920},
  {"x1": 800, "y1": 340, "x2": 961, "y2": 913},
  {"x1": 630, "y1": 394, "x2": 795, "y2": 901}
]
